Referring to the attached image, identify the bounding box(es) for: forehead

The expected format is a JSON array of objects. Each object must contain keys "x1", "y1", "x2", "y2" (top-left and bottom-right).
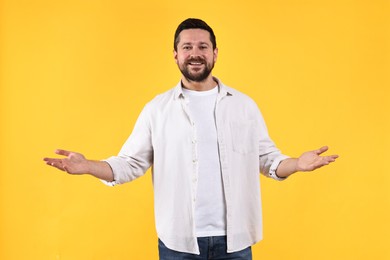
[{"x1": 177, "y1": 29, "x2": 211, "y2": 45}]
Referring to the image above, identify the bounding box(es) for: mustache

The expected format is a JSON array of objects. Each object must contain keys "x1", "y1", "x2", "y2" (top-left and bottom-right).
[{"x1": 186, "y1": 58, "x2": 206, "y2": 64}]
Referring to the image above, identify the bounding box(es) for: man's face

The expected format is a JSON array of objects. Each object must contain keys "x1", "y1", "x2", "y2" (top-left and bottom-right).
[{"x1": 174, "y1": 29, "x2": 218, "y2": 82}]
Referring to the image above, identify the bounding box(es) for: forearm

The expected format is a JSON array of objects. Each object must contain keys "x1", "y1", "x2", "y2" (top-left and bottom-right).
[
  {"x1": 275, "y1": 158, "x2": 298, "y2": 178},
  {"x1": 86, "y1": 160, "x2": 114, "y2": 182}
]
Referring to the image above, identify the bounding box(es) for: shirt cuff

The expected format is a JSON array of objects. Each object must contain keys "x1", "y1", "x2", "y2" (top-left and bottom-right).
[
  {"x1": 268, "y1": 155, "x2": 289, "y2": 181},
  {"x1": 100, "y1": 157, "x2": 119, "y2": 186}
]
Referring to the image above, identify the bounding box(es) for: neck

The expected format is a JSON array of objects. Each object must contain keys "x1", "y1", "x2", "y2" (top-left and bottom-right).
[{"x1": 181, "y1": 75, "x2": 217, "y2": 91}]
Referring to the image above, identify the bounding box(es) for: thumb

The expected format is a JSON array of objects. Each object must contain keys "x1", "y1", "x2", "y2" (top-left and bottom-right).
[
  {"x1": 316, "y1": 146, "x2": 329, "y2": 155},
  {"x1": 55, "y1": 149, "x2": 71, "y2": 157}
]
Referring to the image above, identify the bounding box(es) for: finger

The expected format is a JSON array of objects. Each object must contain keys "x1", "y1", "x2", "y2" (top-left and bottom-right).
[
  {"x1": 55, "y1": 149, "x2": 71, "y2": 157},
  {"x1": 45, "y1": 160, "x2": 65, "y2": 171},
  {"x1": 44, "y1": 158, "x2": 63, "y2": 165},
  {"x1": 316, "y1": 146, "x2": 329, "y2": 155},
  {"x1": 43, "y1": 158, "x2": 62, "y2": 163},
  {"x1": 327, "y1": 155, "x2": 339, "y2": 162}
]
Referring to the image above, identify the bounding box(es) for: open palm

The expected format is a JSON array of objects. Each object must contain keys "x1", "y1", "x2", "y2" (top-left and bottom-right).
[
  {"x1": 43, "y1": 149, "x2": 89, "y2": 174},
  {"x1": 296, "y1": 146, "x2": 338, "y2": 172}
]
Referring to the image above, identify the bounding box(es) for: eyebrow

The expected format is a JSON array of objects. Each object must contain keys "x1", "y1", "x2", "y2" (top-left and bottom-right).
[{"x1": 181, "y1": 41, "x2": 210, "y2": 46}]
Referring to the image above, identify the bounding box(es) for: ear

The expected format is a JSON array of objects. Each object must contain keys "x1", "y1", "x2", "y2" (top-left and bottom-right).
[
  {"x1": 173, "y1": 50, "x2": 178, "y2": 64},
  {"x1": 213, "y1": 47, "x2": 218, "y2": 62}
]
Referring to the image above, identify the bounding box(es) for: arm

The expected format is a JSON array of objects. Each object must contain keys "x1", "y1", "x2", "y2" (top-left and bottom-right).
[
  {"x1": 43, "y1": 149, "x2": 114, "y2": 182},
  {"x1": 275, "y1": 146, "x2": 339, "y2": 178},
  {"x1": 43, "y1": 104, "x2": 154, "y2": 185}
]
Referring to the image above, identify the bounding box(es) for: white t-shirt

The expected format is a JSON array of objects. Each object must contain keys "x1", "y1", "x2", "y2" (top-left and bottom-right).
[{"x1": 182, "y1": 86, "x2": 227, "y2": 237}]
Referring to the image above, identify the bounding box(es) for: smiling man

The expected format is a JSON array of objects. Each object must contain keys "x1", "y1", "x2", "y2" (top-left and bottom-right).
[
  {"x1": 174, "y1": 27, "x2": 217, "y2": 88},
  {"x1": 44, "y1": 18, "x2": 338, "y2": 260}
]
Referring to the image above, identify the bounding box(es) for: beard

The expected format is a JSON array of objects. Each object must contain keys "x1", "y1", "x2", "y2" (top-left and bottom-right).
[{"x1": 178, "y1": 57, "x2": 215, "y2": 82}]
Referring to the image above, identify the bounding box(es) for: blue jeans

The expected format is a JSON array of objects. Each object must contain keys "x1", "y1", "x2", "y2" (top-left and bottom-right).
[{"x1": 158, "y1": 236, "x2": 252, "y2": 260}]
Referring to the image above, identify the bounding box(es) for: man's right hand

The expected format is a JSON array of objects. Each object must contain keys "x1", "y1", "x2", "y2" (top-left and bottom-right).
[
  {"x1": 43, "y1": 149, "x2": 114, "y2": 182},
  {"x1": 43, "y1": 149, "x2": 90, "y2": 174}
]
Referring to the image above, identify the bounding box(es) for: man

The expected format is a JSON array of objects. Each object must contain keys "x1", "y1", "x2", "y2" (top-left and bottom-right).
[{"x1": 44, "y1": 18, "x2": 338, "y2": 260}]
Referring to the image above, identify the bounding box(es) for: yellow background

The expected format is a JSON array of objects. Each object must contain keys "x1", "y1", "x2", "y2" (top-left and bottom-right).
[{"x1": 1, "y1": 0, "x2": 389, "y2": 259}]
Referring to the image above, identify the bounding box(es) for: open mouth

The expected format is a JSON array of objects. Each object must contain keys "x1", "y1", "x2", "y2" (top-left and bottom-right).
[
  {"x1": 187, "y1": 59, "x2": 205, "y2": 66},
  {"x1": 188, "y1": 62, "x2": 203, "y2": 65}
]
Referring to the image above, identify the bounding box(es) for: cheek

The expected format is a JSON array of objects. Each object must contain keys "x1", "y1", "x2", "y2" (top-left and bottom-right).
[{"x1": 177, "y1": 55, "x2": 188, "y2": 65}]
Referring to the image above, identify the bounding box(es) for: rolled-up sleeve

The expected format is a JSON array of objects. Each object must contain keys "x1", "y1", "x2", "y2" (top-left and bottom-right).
[
  {"x1": 261, "y1": 153, "x2": 289, "y2": 181},
  {"x1": 256, "y1": 107, "x2": 289, "y2": 181},
  {"x1": 101, "y1": 104, "x2": 154, "y2": 186}
]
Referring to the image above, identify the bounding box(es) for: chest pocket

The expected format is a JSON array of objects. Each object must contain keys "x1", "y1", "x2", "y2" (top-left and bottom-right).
[{"x1": 230, "y1": 120, "x2": 258, "y2": 154}]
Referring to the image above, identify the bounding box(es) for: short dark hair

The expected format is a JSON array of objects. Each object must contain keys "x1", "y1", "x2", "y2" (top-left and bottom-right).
[{"x1": 174, "y1": 18, "x2": 217, "y2": 51}]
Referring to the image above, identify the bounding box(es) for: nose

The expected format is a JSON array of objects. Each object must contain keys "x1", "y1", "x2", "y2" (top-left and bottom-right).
[{"x1": 189, "y1": 46, "x2": 202, "y2": 58}]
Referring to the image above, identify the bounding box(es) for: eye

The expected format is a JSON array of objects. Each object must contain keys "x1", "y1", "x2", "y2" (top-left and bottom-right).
[
  {"x1": 200, "y1": 45, "x2": 208, "y2": 50},
  {"x1": 182, "y1": 46, "x2": 192, "y2": 50}
]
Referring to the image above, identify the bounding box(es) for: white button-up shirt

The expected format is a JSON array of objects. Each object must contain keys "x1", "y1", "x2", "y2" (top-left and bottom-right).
[{"x1": 103, "y1": 78, "x2": 289, "y2": 254}]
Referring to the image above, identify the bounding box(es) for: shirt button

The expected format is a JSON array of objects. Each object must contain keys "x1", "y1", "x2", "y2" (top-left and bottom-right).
[
  {"x1": 192, "y1": 139, "x2": 197, "y2": 144},
  {"x1": 193, "y1": 159, "x2": 197, "y2": 163}
]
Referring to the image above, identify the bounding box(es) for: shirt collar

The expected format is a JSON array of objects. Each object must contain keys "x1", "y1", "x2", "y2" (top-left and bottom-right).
[{"x1": 173, "y1": 77, "x2": 233, "y2": 100}]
